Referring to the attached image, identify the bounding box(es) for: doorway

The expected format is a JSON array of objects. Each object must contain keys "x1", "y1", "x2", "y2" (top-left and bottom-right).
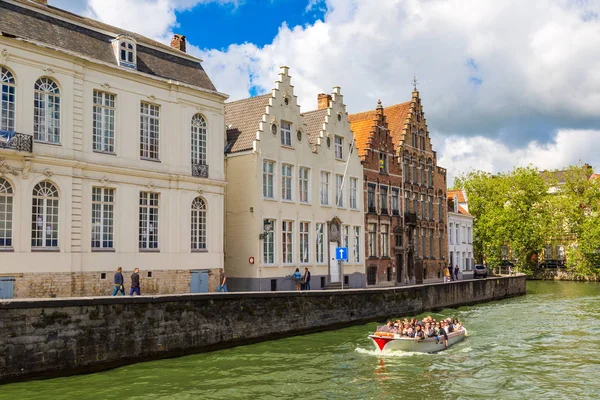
[
  {"x1": 329, "y1": 242, "x2": 340, "y2": 283},
  {"x1": 396, "y1": 254, "x2": 404, "y2": 283},
  {"x1": 0, "y1": 277, "x2": 14, "y2": 299},
  {"x1": 190, "y1": 270, "x2": 209, "y2": 293}
]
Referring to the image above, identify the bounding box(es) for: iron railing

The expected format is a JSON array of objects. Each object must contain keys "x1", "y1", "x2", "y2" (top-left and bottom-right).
[
  {"x1": 0, "y1": 132, "x2": 33, "y2": 153},
  {"x1": 192, "y1": 163, "x2": 209, "y2": 178},
  {"x1": 404, "y1": 212, "x2": 418, "y2": 225}
]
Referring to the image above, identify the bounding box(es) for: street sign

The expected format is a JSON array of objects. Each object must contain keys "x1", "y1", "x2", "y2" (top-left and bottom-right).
[{"x1": 335, "y1": 247, "x2": 348, "y2": 261}]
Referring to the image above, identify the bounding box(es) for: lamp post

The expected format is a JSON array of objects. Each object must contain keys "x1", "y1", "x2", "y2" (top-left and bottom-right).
[{"x1": 258, "y1": 220, "x2": 273, "y2": 291}]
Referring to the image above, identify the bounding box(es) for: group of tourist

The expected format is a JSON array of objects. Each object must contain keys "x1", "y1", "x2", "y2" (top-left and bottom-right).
[
  {"x1": 379, "y1": 316, "x2": 463, "y2": 348},
  {"x1": 442, "y1": 265, "x2": 461, "y2": 282},
  {"x1": 111, "y1": 267, "x2": 229, "y2": 295},
  {"x1": 293, "y1": 268, "x2": 311, "y2": 290}
]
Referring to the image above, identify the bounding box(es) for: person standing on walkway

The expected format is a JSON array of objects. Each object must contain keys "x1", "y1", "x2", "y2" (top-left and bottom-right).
[
  {"x1": 454, "y1": 265, "x2": 460, "y2": 281},
  {"x1": 129, "y1": 268, "x2": 141, "y2": 296},
  {"x1": 218, "y1": 268, "x2": 228, "y2": 292},
  {"x1": 443, "y1": 265, "x2": 451, "y2": 283},
  {"x1": 112, "y1": 267, "x2": 125, "y2": 296},
  {"x1": 303, "y1": 267, "x2": 311, "y2": 290},
  {"x1": 293, "y1": 268, "x2": 302, "y2": 291}
]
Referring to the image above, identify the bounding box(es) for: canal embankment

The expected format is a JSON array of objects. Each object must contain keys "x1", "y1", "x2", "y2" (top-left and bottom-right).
[
  {"x1": 0, "y1": 275, "x2": 526, "y2": 384},
  {"x1": 528, "y1": 269, "x2": 600, "y2": 281}
]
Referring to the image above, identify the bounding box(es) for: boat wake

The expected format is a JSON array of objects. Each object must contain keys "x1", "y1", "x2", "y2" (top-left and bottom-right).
[{"x1": 355, "y1": 347, "x2": 432, "y2": 358}]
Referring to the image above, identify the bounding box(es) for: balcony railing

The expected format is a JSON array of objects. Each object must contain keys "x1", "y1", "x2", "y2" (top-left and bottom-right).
[
  {"x1": 192, "y1": 163, "x2": 209, "y2": 178},
  {"x1": 392, "y1": 209, "x2": 400, "y2": 216},
  {"x1": 404, "y1": 212, "x2": 418, "y2": 225},
  {"x1": 368, "y1": 206, "x2": 377, "y2": 214},
  {"x1": 381, "y1": 208, "x2": 389, "y2": 215},
  {"x1": 0, "y1": 131, "x2": 33, "y2": 153}
]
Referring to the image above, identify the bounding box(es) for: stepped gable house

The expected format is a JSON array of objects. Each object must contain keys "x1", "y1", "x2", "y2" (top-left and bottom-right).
[
  {"x1": 224, "y1": 66, "x2": 365, "y2": 291},
  {"x1": 349, "y1": 88, "x2": 448, "y2": 284},
  {"x1": 0, "y1": 0, "x2": 228, "y2": 298}
]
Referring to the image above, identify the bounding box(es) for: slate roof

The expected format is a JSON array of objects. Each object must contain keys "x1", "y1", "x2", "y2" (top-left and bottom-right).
[
  {"x1": 0, "y1": 0, "x2": 217, "y2": 92},
  {"x1": 224, "y1": 94, "x2": 270, "y2": 153},
  {"x1": 301, "y1": 109, "x2": 327, "y2": 148}
]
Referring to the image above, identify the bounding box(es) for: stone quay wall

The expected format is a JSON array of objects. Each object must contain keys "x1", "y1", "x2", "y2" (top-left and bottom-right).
[
  {"x1": 0, "y1": 275, "x2": 526, "y2": 384},
  {"x1": 528, "y1": 269, "x2": 600, "y2": 282}
]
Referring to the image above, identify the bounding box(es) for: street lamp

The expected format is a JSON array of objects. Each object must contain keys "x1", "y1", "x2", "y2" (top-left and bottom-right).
[{"x1": 258, "y1": 220, "x2": 273, "y2": 291}]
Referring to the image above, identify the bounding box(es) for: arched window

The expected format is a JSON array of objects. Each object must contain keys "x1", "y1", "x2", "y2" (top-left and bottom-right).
[
  {"x1": 0, "y1": 178, "x2": 13, "y2": 248},
  {"x1": 0, "y1": 68, "x2": 16, "y2": 132},
  {"x1": 191, "y1": 114, "x2": 207, "y2": 166},
  {"x1": 31, "y1": 181, "x2": 59, "y2": 248},
  {"x1": 191, "y1": 197, "x2": 207, "y2": 250},
  {"x1": 34, "y1": 78, "x2": 61, "y2": 144}
]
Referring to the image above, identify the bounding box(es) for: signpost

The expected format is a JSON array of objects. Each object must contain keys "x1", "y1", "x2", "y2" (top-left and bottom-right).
[{"x1": 336, "y1": 247, "x2": 348, "y2": 289}]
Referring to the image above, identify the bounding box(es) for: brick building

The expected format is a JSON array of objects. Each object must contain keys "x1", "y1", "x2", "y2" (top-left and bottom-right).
[{"x1": 349, "y1": 89, "x2": 448, "y2": 285}]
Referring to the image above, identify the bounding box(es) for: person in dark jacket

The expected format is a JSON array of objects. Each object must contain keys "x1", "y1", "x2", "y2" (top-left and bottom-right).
[
  {"x1": 112, "y1": 267, "x2": 125, "y2": 296},
  {"x1": 454, "y1": 265, "x2": 460, "y2": 281},
  {"x1": 129, "y1": 268, "x2": 141, "y2": 296},
  {"x1": 303, "y1": 267, "x2": 311, "y2": 290}
]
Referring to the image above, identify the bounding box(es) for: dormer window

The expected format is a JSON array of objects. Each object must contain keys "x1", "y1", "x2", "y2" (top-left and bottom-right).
[{"x1": 112, "y1": 35, "x2": 137, "y2": 69}]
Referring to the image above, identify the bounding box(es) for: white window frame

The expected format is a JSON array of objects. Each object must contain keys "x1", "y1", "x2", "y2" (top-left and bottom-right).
[
  {"x1": 118, "y1": 39, "x2": 136, "y2": 68},
  {"x1": 316, "y1": 223, "x2": 325, "y2": 264},
  {"x1": 139, "y1": 191, "x2": 159, "y2": 250},
  {"x1": 368, "y1": 223, "x2": 377, "y2": 258},
  {"x1": 263, "y1": 160, "x2": 275, "y2": 199},
  {"x1": 92, "y1": 90, "x2": 116, "y2": 153},
  {"x1": 335, "y1": 174, "x2": 344, "y2": 207},
  {"x1": 91, "y1": 187, "x2": 115, "y2": 250},
  {"x1": 34, "y1": 77, "x2": 61, "y2": 144},
  {"x1": 342, "y1": 225, "x2": 350, "y2": 253},
  {"x1": 0, "y1": 178, "x2": 13, "y2": 248},
  {"x1": 381, "y1": 224, "x2": 389, "y2": 258},
  {"x1": 320, "y1": 171, "x2": 330, "y2": 206},
  {"x1": 31, "y1": 181, "x2": 59, "y2": 249},
  {"x1": 0, "y1": 68, "x2": 16, "y2": 133},
  {"x1": 191, "y1": 114, "x2": 207, "y2": 166},
  {"x1": 334, "y1": 136, "x2": 343, "y2": 159},
  {"x1": 281, "y1": 121, "x2": 292, "y2": 146},
  {"x1": 300, "y1": 221, "x2": 310, "y2": 264},
  {"x1": 281, "y1": 164, "x2": 293, "y2": 201},
  {"x1": 263, "y1": 218, "x2": 275, "y2": 265},
  {"x1": 379, "y1": 153, "x2": 388, "y2": 173},
  {"x1": 191, "y1": 197, "x2": 207, "y2": 251},
  {"x1": 282, "y1": 220, "x2": 293, "y2": 264},
  {"x1": 350, "y1": 177, "x2": 358, "y2": 209},
  {"x1": 353, "y1": 226, "x2": 361, "y2": 263},
  {"x1": 298, "y1": 167, "x2": 310, "y2": 203},
  {"x1": 140, "y1": 102, "x2": 160, "y2": 160},
  {"x1": 392, "y1": 188, "x2": 399, "y2": 213}
]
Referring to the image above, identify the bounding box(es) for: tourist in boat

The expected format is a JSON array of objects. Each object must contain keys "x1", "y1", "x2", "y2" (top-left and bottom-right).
[
  {"x1": 293, "y1": 268, "x2": 302, "y2": 291},
  {"x1": 414, "y1": 324, "x2": 425, "y2": 340},
  {"x1": 438, "y1": 323, "x2": 449, "y2": 348}
]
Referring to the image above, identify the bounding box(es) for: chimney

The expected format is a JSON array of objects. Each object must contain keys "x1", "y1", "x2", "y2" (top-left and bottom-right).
[
  {"x1": 30, "y1": 0, "x2": 48, "y2": 5},
  {"x1": 318, "y1": 93, "x2": 332, "y2": 110},
  {"x1": 170, "y1": 34, "x2": 186, "y2": 53}
]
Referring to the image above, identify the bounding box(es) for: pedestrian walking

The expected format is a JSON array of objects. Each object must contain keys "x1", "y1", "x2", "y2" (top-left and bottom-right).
[
  {"x1": 454, "y1": 265, "x2": 460, "y2": 281},
  {"x1": 112, "y1": 267, "x2": 125, "y2": 296},
  {"x1": 293, "y1": 268, "x2": 302, "y2": 291},
  {"x1": 303, "y1": 267, "x2": 311, "y2": 290},
  {"x1": 443, "y1": 265, "x2": 451, "y2": 283},
  {"x1": 218, "y1": 268, "x2": 228, "y2": 292},
  {"x1": 129, "y1": 268, "x2": 141, "y2": 296}
]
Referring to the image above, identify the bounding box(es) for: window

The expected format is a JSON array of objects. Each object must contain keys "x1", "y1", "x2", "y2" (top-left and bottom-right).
[
  {"x1": 191, "y1": 114, "x2": 207, "y2": 167},
  {"x1": 439, "y1": 235, "x2": 444, "y2": 259},
  {"x1": 468, "y1": 227, "x2": 472, "y2": 244},
  {"x1": 0, "y1": 178, "x2": 13, "y2": 247},
  {"x1": 34, "y1": 78, "x2": 60, "y2": 144},
  {"x1": 334, "y1": 136, "x2": 343, "y2": 159},
  {"x1": 380, "y1": 186, "x2": 388, "y2": 214},
  {"x1": 282, "y1": 221, "x2": 293, "y2": 264},
  {"x1": 428, "y1": 168, "x2": 433, "y2": 187},
  {"x1": 414, "y1": 228, "x2": 419, "y2": 257},
  {"x1": 92, "y1": 90, "x2": 115, "y2": 153},
  {"x1": 350, "y1": 178, "x2": 358, "y2": 209},
  {"x1": 395, "y1": 232, "x2": 403, "y2": 247},
  {"x1": 392, "y1": 188, "x2": 399, "y2": 215},
  {"x1": 413, "y1": 192, "x2": 418, "y2": 215},
  {"x1": 412, "y1": 127, "x2": 417, "y2": 147},
  {"x1": 342, "y1": 225, "x2": 350, "y2": 253},
  {"x1": 420, "y1": 136, "x2": 425, "y2": 150},
  {"x1": 191, "y1": 197, "x2": 207, "y2": 251},
  {"x1": 405, "y1": 191, "x2": 411, "y2": 212},
  {"x1": 140, "y1": 102, "x2": 160, "y2": 160},
  {"x1": 367, "y1": 266, "x2": 377, "y2": 285},
  {"x1": 404, "y1": 161, "x2": 410, "y2": 182},
  {"x1": 320, "y1": 172, "x2": 330, "y2": 206},
  {"x1": 438, "y1": 197, "x2": 443, "y2": 220},
  {"x1": 263, "y1": 219, "x2": 275, "y2": 264},
  {"x1": 299, "y1": 167, "x2": 310, "y2": 203},
  {"x1": 281, "y1": 164, "x2": 293, "y2": 201},
  {"x1": 379, "y1": 153, "x2": 387, "y2": 173},
  {"x1": 281, "y1": 121, "x2": 292, "y2": 146},
  {"x1": 91, "y1": 187, "x2": 114, "y2": 249},
  {"x1": 31, "y1": 181, "x2": 59, "y2": 248},
  {"x1": 449, "y1": 223, "x2": 453, "y2": 244},
  {"x1": 119, "y1": 40, "x2": 136, "y2": 67},
  {"x1": 139, "y1": 192, "x2": 159, "y2": 249},
  {"x1": 368, "y1": 223, "x2": 377, "y2": 258},
  {"x1": 316, "y1": 223, "x2": 325, "y2": 263},
  {"x1": 420, "y1": 163, "x2": 425, "y2": 185},
  {"x1": 300, "y1": 222, "x2": 310, "y2": 263},
  {"x1": 335, "y1": 174, "x2": 344, "y2": 207},
  {"x1": 367, "y1": 184, "x2": 376, "y2": 212},
  {"x1": 456, "y1": 224, "x2": 459, "y2": 245},
  {"x1": 353, "y1": 226, "x2": 361, "y2": 263},
  {"x1": 0, "y1": 68, "x2": 16, "y2": 133},
  {"x1": 412, "y1": 164, "x2": 417, "y2": 183},
  {"x1": 263, "y1": 161, "x2": 275, "y2": 199},
  {"x1": 421, "y1": 194, "x2": 426, "y2": 219},
  {"x1": 428, "y1": 195, "x2": 433, "y2": 220},
  {"x1": 381, "y1": 224, "x2": 389, "y2": 257}
]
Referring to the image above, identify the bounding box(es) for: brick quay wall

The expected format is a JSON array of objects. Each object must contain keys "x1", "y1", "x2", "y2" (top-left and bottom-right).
[{"x1": 0, "y1": 275, "x2": 526, "y2": 383}]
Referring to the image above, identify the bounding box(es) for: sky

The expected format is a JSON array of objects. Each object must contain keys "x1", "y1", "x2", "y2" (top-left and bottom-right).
[{"x1": 50, "y1": 0, "x2": 600, "y2": 185}]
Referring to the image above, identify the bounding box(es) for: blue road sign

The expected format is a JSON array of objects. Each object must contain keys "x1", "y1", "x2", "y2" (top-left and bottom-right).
[{"x1": 335, "y1": 247, "x2": 348, "y2": 261}]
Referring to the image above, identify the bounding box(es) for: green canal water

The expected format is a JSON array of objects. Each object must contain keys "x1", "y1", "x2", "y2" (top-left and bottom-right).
[{"x1": 2, "y1": 281, "x2": 600, "y2": 400}]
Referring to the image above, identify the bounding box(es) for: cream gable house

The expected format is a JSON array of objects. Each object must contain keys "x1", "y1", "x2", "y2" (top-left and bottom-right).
[
  {"x1": 0, "y1": 0, "x2": 227, "y2": 298},
  {"x1": 447, "y1": 189, "x2": 475, "y2": 273},
  {"x1": 225, "y1": 67, "x2": 365, "y2": 291}
]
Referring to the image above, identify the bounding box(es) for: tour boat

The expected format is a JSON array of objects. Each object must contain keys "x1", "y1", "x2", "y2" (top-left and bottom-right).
[{"x1": 368, "y1": 327, "x2": 467, "y2": 353}]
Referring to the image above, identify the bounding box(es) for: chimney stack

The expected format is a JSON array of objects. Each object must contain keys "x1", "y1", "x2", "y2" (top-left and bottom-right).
[
  {"x1": 170, "y1": 34, "x2": 187, "y2": 53},
  {"x1": 30, "y1": 0, "x2": 48, "y2": 5},
  {"x1": 317, "y1": 93, "x2": 332, "y2": 110}
]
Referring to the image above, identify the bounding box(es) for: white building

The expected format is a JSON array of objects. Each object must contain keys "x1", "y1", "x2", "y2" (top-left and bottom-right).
[
  {"x1": 224, "y1": 67, "x2": 365, "y2": 291},
  {"x1": 0, "y1": 0, "x2": 227, "y2": 298},
  {"x1": 447, "y1": 189, "x2": 474, "y2": 272}
]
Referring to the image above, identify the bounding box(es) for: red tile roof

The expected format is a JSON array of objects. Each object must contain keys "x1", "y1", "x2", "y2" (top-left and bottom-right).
[{"x1": 447, "y1": 190, "x2": 466, "y2": 203}]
